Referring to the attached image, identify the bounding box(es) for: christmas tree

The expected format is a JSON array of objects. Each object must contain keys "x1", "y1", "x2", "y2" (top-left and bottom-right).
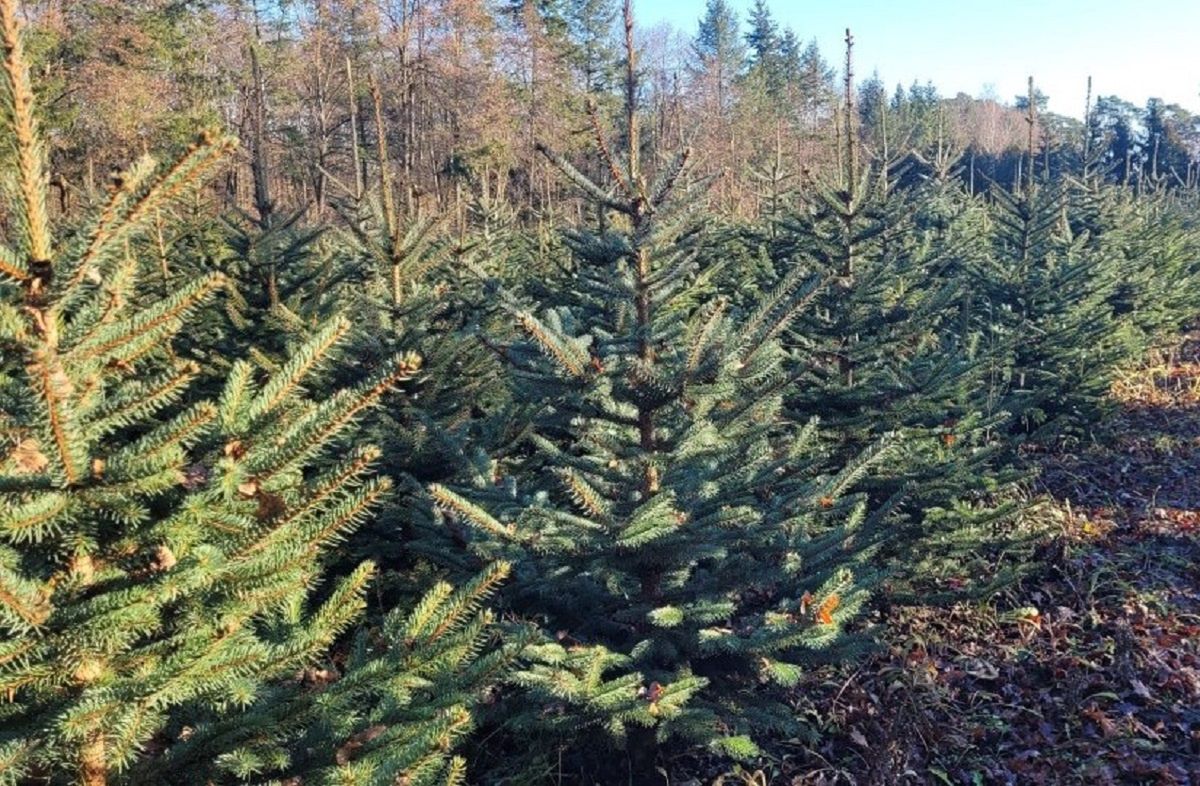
[
  {"x1": 764, "y1": 35, "x2": 1020, "y2": 597},
  {"x1": 423, "y1": 3, "x2": 891, "y2": 772},
  {"x1": 0, "y1": 5, "x2": 512, "y2": 782},
  {"x1": 972, "y1": 82, "x2": 1138, "y2": 437}
]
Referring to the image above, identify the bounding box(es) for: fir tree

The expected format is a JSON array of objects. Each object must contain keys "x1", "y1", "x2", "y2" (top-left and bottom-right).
[
  {"x1": 0, "y1": 6, "x2": 511, "y2": 782},
  {"x1": 142, "y1": 562, "x2": 526, "y2": 785},
  {"x1": 327, "y1": 159, "x2": 512, "y2": 573},
  {"x1": 692, "y1": 0, "x2": 745, "y2": 113},
  {"x1": 424, "y1": 3, "x2": 891, "y2": 773},
  {"x1": 743, "y1": 0, "x2": 786, "y2": 98},
  {"x1": 776, "y1": 36, "x2": 835, "y2": 131},
  {"x1": 766, "y1": 33, "x2": 1021, "y2": 597},
  {"x1": 563, "y1": 0, "x2": 621, "y2": 95},
  {"x1": 744, "y1": 0, "x2": 778, "y2": 65},
  {"x1": 973, "y1": 82, "x2": 1139, "y2": 436}
]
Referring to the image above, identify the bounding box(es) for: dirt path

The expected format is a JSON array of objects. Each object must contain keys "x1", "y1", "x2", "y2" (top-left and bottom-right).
[{"x1": 749, "y1": 340, "x2": 1200, "y2": 785}]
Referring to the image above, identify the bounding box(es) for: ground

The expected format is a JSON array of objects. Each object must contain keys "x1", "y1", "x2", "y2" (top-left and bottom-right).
[{"x1": 713, "y1": 337, "x2": 1200, "y2": 785}]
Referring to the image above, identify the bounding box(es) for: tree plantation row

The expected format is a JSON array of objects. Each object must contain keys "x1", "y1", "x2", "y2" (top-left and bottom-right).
[{"x1": 2, "y1": 0, "x2": 1200, "y2": 784}]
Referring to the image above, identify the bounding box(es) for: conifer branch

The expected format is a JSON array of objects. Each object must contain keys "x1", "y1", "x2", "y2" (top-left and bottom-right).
[
  {"x1": 0, "y1": 0, "x2": 50, "y2": 269},
  {"x1": 423, "y1": 561, "x2": 510, "y2": 643},
  {"x1": 534, "y1": 142, "x2": 629, "y2": 215},
  {"x1": 250, "y1": 353, "x2": 420, "y2": 482},
  {"x1": 586, "y1": 99, "x2": 629, "y2": 195},
  {"x1": 737, "y1": 265, "x2": 822, "y2": 364},
  {"x1": 300, "y1": 561, "x2": 377, "y2": 654},
  {"x1": 555, "y1": 468, "x2": 612, "y2": 519},
  {"x1": 739, "y1": 274, "x2": 824, "y2": 366},
  {"x1": 217, "y1": 361, "x2": 255, "y2": 430},
  {"x1": 0, "y1": 242, "x2": 27, "y2": 281},
  {"x1": 93, "y1": 364, "x2": 201, "y2": 438},
  {"x1": 445, "y1": 756, "x2": 469, "y2": 786},
  {"x1": 296, "y1": 446, "x2": 381, "y2": 519},
  {"x1": 651, "y1": 148, "x2": 691, "y2": 208},
  {"x1": 428, "y1": 484, "x2": 516, "y2": 541},
  {"x1": 401, "y1": 580, "x2": 456, "y2": 644},
  {"x1": 28, "y1": 348, "x2": 84, "y2": 486},
  {"x1": 1, "y1": 493, "x2": 69, "y2": 544},
  {"x1": 0, "y1": 563, "x2": 50, "y2": 629},
  {"x1": 0, "y1": 738, "x2": 34, "y2": 779},
  {"x1": 114, "y1": 403, "x2": 217, "y2": 470},
  {"x1": 70, "y1": 273, "x2": 224, "y2": 367},
  {"x1": 685, "y1": 297, "x2": 727, "y2": 374},
  {"x1": 300, "y1": 477, "x2": 392, "y2": 554},
  {"x1": 246, "y1": 316, "x2": 350, "y2": 421},
  {"x1": 66, "y1": 134, "x2": 234, "y2": 294},
  {"x1": 616, "y1": 491, "x2": 681, "y2": 549},
  {"x1": 71, "y1": 156, "x2": 156, "y2": 285},
  {"x1": 515, "y1": 311, "x2": 589, "y2": 378}
]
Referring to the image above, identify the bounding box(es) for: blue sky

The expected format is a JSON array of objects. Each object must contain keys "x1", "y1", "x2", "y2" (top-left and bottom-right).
[{"x1": 640, "y1": 0, "x2": 1200, "y2": 117}]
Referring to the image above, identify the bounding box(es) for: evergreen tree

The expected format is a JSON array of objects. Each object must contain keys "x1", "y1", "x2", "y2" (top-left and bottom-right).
[
  {"x1": 970, "y1": 83, "x2": 1138, "y2": 436},
  {"x1": 744, "y1": 0, "x2": 778, "y2": 62},
  {"x1": 743, "y1": 0, "x2": 786, "y2": 98},
  {"x1": 1090, "y1": 189, "x2": 1200, "y2": 342},
  {"x1": 144, "y1": 562, "x2": 525, "y2": 785},
  {"x1": 856, "y1": 70, "x2": 887, "y2": 143},
  {"x1": 766, "y1": 34, "x2": 1020, "y2": 597},
  {"x1": 1142, "y1": 99, "x2": 1197, "y2": 187},
  {"x1": 423, "y1": 4, "x2": 891, "y2": 773},
  {"x1": 1089, "y1": 95, "x2": 1142, "y2": 183},
  {"x1": 792, "y1": 38, "x2": 835, "y2": 127},
  {"x1": 564, "y1": 0, "x2": 621, "y2": 95},
  {"x1": 692, "y1": 0, "x2": 745, "y2": 113},
  {"x1": 0, "y1": 6, "x2": 514, "y2": 782},
  {"x1": 778, "y1": 28, "x2": 801, "y2": 74},
  {"x1": 327, "y1": 165, "x2": 512, "y2": 573},
  {"x1": 978, "y1": 114, "x2": 1200, "y2": 437},
  {"x1": 977, "y1": 180, "x2": 1122, "y2": 434}
]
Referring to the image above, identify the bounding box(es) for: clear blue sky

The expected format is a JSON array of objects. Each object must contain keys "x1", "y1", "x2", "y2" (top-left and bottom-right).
[{"x1": 641, "y1": 0, "x2": 1200, "y2": 117}]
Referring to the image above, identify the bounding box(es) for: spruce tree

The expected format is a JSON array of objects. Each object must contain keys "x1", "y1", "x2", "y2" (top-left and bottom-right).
[
  {"x1": 141, "y1": 562, "x2": 525, "y2": 785},
  {"x1": 424, "y1": 3, "x2": 890, "y2": 771},
  {"x1": 563, "y1": 0, "x2": 621, "y2": 95},
  {"x1": 693, "y1": 0, "x2": 745, "y2": 113},
  {"x1": 328, "y1": 159, "x2": 511, "y2": 573},
  {"x1": 0, "y1": 6, "x2": 513, "y2": 782},
  {"x1": 973, "y1": 82, "x2": 1144, "y2": 437},
  {"x1": 743, "y1": 0, "x2": 786, "y2": 99},
  {"x1": 1069, "y1": 134, "x2": 1200, "y2": 360},
  {"x1": 766, "y1": 35, "x2": 1020, "y2": 596}
]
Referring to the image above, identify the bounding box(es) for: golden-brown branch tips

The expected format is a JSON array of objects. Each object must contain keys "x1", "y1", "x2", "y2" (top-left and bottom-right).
[{"x1": 0, "y1": 0, "x2": 52, "y2": 270}]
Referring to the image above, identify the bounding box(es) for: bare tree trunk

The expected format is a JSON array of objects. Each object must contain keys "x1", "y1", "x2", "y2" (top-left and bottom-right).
[
  {"x1": 80, "y1": 734, "x2": 106, "y2": 786},
  {"x1": 369, "y1": 72, "x2": 402, "y2": 306},
  {"x1": 248, "y1": 39, "x2": 278, "y2": 306},
  {"x1": 311, "y1": 28, "x2": 330, "y2": 216},
  {"x1": 346, "y1": 56, "x2": 363, "y2": 202}
]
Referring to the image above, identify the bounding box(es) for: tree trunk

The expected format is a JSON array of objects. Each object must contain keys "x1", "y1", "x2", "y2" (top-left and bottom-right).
[{"x1": 79, "y1": 734, "x2": 106, "y2": 786}]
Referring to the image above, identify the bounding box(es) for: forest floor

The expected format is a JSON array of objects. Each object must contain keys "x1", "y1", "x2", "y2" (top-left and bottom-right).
[{"x1": 716, "y1": 337, "x2": 1200, "y2": 785}]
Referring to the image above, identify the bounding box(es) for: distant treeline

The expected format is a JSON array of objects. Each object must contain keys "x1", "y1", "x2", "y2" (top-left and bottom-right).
[{"x1": 20, "y1": 0, "x2": 1200, "y2": 226}]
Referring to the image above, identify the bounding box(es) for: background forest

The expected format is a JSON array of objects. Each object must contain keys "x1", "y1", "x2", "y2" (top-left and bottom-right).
[
  {"x1": 1, "y1": 0, "x2": 1199, "y2": 784},
  {"x1": 20, "y1": 0, "x2": 1200, "y2": 220}
]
